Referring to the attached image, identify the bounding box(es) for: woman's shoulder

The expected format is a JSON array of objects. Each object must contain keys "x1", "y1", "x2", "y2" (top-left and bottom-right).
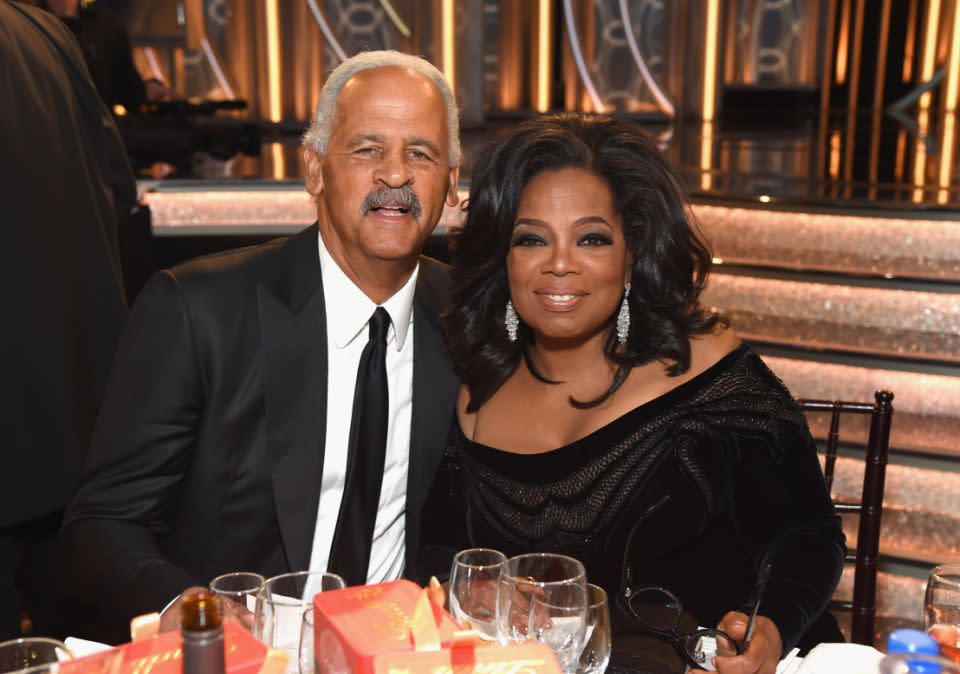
[
  {"x1": 686, "y1": 327, "x2": 742, "y2": 374},
  {"x1": 613, "y1": 327, "x2": 743, "y2": 406}
]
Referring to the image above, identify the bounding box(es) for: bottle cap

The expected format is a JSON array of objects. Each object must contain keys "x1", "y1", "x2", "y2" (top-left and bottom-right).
[
  {"x1": 887, "y1": 628, "x2": 940, "y2": 656},
  {"x1": 181, "y1": 589, "x2": 224, "y2": 632}
]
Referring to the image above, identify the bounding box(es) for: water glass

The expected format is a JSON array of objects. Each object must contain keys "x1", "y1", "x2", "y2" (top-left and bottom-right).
[
  {"x1": 498, "y1": 553, "x2": 587, "y2": 674},
  {"x1": 210, "y1": 572, "x2": 265, "y2": 616},
  {"x1": 577, "y1": 585, "x2": 611, "y2": 674},
  {"x1": 0, "y1": 639, "x2": 71, "y2": 674},
  {"x1": 925, "y1": 565, "x2": 960, "y2": 665},
  {"x1": 449, "y1": 548, "x2": 506, "y2": 640},
  {"x1": 299, "y1": 607, "x2": 314, "y2": 674},
  {"x1": 528, "y1": 588, "x2": 588, "y2": 674},
  {"x1": 255, "y1": 572, "x2": 346, "y2": 674}
]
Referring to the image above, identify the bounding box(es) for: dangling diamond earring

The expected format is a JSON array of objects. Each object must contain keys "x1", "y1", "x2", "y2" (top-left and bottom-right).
[
  {"x1": 617, "y1": 283, "x2": 631, "y2": 344},
  {"x1": 505, "y1": 300, "x2": 519, "y2": 342}
]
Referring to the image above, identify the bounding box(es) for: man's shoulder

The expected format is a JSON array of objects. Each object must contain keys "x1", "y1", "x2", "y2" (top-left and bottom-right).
[
  {"x1": 415, "y1": 255, "x2": 452, "y2": 319},
  {"x1": 164, "y1": 226, "x2": 315, "y2": 296},
  {"x1": 418, "y1": 255, "x2": 451, "y2": 289},
  {"x1": 167, "y1": 236, "x2": 286, "y2": 285}
]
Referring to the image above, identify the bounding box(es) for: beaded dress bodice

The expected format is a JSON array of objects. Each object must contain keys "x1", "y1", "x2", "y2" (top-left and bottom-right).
[{"x1": 420, "y1": 345, "x2": 846, "y2": 653}]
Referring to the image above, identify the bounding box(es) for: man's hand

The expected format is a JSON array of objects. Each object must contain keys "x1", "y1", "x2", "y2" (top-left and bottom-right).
[
  {"x1": 158, "y1": 586, "x2": 256, "y2": 632},
  {"x1": 711, "y1": 611, "x2": 782, "y2": 674}
]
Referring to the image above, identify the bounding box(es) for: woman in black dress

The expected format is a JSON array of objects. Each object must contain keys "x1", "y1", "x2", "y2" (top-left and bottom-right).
[{"x1": 420, "y1": 114, "x2": 845, "y2": 673}]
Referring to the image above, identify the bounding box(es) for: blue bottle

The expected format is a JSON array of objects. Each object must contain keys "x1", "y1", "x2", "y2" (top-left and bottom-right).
[{"x1": 885, "y1": 629, "x2": 946, "y2": 674}]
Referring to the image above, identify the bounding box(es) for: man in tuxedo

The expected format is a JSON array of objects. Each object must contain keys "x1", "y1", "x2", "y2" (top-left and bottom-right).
[
  {"x1": 63, "y1": 50, "x2": 461, "y2": 642},
  {"x1": 1, "y1": 1, "x2": 134, "y2": 640}
]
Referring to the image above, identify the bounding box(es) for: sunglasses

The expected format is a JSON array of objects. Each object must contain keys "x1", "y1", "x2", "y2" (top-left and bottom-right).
[
  {"x1": 617, "y1": 579, "x2": 742, "y2": 670},
  {"x1": 615, "y1": 495, "x2": 743, "y2": 670}
]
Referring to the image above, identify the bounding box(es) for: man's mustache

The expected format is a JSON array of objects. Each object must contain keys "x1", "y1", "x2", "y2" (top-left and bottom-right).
[{"x1": 361, "y1": 185, "x2": 422, "y2": 219}]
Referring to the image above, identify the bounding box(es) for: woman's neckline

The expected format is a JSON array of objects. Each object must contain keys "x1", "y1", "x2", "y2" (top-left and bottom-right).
[{"x1": 459, "y1": 342, "x2": 750, "y2": 457}]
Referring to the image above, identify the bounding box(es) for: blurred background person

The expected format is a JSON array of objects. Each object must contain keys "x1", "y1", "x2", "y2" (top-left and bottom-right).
[
  {"x1": 29, "y1": 0, "x2": 169, "y2": 111},
  {"x1": 0, "y1": 0, "x2": 136, "y2": 641}
]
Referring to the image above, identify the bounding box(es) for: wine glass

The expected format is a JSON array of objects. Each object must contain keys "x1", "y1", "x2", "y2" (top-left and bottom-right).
[
  {"x1": 577, "y1": 585, "x2": 611, "y2": 674},
  {"x1": 449, "y1": 548, "x2": 506, "y2": 640},
  {"x1": 925, "y1": 565, "x2": 960, "y2": 665},
  {"x1": 210, "y1": 572, "x2": 265, "y2": 626},
  {"x1": 528, "y1": 586, "x2": 588, "y2": 674},
  {"x1": 255, "y1": 572, "x2": 345, "y2": 674},
  {"x1": 299, "y1": 607, "x2": 315, "y2": 674},
  {"x1": 0, "y1": 639, "x2": 71, "y2": 674},
  {"x1": 498, "y1": 553, "x2": 587, "y2": 674}
]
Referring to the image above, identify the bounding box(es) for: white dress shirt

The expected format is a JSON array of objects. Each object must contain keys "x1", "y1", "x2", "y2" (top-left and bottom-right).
[{"x1": 305, "y1": 232, "x2": 417, "y2": 590}]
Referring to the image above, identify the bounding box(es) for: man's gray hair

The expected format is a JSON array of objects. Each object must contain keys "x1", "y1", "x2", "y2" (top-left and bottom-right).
[{"x1": 302, "y1": 50, "x2": 461, "y2": 166}]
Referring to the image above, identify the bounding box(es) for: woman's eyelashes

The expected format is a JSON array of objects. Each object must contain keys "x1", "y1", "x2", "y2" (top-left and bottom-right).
[
  {"x1": 579, "y1": 232, "x2": 614, "y2": 246},
  {"x1": 511, "y1": 232, "x2": 546, "y2": 247},
  {"x1": 510, "y1": 231, "x2": 615, "y2": 247}
]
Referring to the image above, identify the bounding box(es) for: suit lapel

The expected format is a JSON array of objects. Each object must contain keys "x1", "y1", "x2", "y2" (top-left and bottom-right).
[
  {"x1": 258, "y1": 225, "x2": 328, "y2": 573},
  {"x1": 405, "y1": 264, "x2": 459, "y2": 571}
]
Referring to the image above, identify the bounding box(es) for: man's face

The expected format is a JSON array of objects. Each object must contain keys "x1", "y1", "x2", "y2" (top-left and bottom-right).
[{"x1": 304, "y1": 66, "x2": 459, "y2": 276}]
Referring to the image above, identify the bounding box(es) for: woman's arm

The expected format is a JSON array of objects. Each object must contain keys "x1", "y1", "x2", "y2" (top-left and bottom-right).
[{"x1": 725, "y1": 414, "x2": 846, "y2": 653}]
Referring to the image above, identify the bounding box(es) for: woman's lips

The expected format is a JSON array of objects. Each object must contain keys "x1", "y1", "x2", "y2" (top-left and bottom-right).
[{"x1": 534, "y1": 290, "x2": 587, "y2": 311}]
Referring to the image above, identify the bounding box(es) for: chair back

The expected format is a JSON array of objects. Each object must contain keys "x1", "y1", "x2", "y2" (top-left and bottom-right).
[{"x1": 797, "y1": 390, "x2": 894, "y2": 646}]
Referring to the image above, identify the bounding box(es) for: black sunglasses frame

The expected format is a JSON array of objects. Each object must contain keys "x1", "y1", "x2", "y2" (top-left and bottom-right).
[
  {"x1": 616, "y1": 582, "x2": 743, "y2": 669},
  {"x1": 616, "y1": 496, "x2": 743, "y2": 669}
]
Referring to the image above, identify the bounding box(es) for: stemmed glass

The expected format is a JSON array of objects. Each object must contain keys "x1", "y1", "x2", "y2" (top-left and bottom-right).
[
  {"x1": 210, "y1": 572, "x2": 265, "y2": 626},
  {"x1": 254, "y1": 572, "x2": 345, "y2": 674},
  {"x1": 0, "y1": 639, "x2": 71, "y2": 674},
  {"x1": 449, "y1": 548, "x2": 506, "y2": 640},
  {"x1": 577, "y1": 584, "x2": 611, "y2": 674},
  {"x1": 299, "y1": 608, "x2": 315, "y2": 674},
  {"x1": 925, "y1": 564, "x2": 960, "y2": 664},
  {"x1": 497, "y1": 553, "x2": 588, "y2": 674}
]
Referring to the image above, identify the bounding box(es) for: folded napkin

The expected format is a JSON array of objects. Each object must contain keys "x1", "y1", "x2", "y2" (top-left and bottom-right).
[
  {"x1": 796, "y1": 643, "x2": 885, "y2": 674},
  {"x1": 63, "y1": 637, "x2": 113, "y2": 658}
]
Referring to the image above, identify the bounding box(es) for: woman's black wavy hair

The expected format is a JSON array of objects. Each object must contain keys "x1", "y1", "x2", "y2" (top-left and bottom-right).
[{"x1": 444, "y1": 113, "x2": 719, "y2": 412}]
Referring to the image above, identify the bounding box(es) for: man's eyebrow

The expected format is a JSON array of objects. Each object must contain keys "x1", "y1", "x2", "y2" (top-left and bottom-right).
[{"x1": 345, "y1": 134, "x2": 383, "y2": 147}]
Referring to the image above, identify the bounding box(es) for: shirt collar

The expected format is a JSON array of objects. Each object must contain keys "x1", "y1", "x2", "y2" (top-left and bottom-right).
[{"x1": 318, "y1": 231, "x2": 418, "y2": 351}]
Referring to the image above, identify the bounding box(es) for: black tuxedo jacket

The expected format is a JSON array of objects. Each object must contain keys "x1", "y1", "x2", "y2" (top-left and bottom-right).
[{"x1": 63, "y1": 225, "x2": 458, "y2": 640}]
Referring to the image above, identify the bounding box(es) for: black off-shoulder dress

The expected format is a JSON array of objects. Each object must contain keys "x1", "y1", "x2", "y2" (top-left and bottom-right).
[{"x1": 418, "y1": 345, "x2": 846, "y2": 663}]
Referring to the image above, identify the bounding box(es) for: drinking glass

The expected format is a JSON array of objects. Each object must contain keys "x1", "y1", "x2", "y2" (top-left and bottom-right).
[
  {"x1": 925, "y1": 565, "x2": 960, "y2": 665},
  {"x1": 255, "y1": 572, "x2": 345, "y2": 674},
  {"x1": 577, "y1": 585, "x2": 611, "y2": 674},
  {"x1": 449, "y1": 548, "x2": 506, "y2": 640},
  {"x1": 0, "y1": 639, "x2": 71, "y2": 674},
  {"x1": 210, "y1": 572, "x2": 265, "y2": 620},
  {"x1": 497, "y1": 553, "x2": 587, "y2": 674},
  {"x1": 299, "y1": 608, "x2": 314, "y2": 674}
]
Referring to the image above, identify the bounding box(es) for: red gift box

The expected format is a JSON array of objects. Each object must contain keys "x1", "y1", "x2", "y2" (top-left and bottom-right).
[
  {"x1": 313, "y1": 579, "x2": 561, "y2": 674},
  {"x1": 61, "y1": 620, "x2": 270, "y2": 674}
]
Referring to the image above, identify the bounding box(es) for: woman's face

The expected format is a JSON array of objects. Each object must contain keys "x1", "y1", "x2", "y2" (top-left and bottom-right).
[{"x1": 507, "y1": 168, "x2": 631, "y2": 345}]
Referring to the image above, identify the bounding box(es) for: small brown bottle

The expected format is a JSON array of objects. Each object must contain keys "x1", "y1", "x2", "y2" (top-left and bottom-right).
[{"x1": 181, "y1": 590, "x2": 226, "y2": 674}]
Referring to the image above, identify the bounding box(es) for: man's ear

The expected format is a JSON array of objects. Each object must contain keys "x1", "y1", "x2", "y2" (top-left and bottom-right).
[
  {"x1": 445, "y1": 164, "x2": 461, "y2": 207},
  {"x1": 303, "y1": 147, "x2": 324, "y2": 196}
]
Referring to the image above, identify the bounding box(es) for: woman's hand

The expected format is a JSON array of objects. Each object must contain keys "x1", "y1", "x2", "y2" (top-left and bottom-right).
[{"x1": 711, "y1": 611, "x2": 782, "y2": 674}]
